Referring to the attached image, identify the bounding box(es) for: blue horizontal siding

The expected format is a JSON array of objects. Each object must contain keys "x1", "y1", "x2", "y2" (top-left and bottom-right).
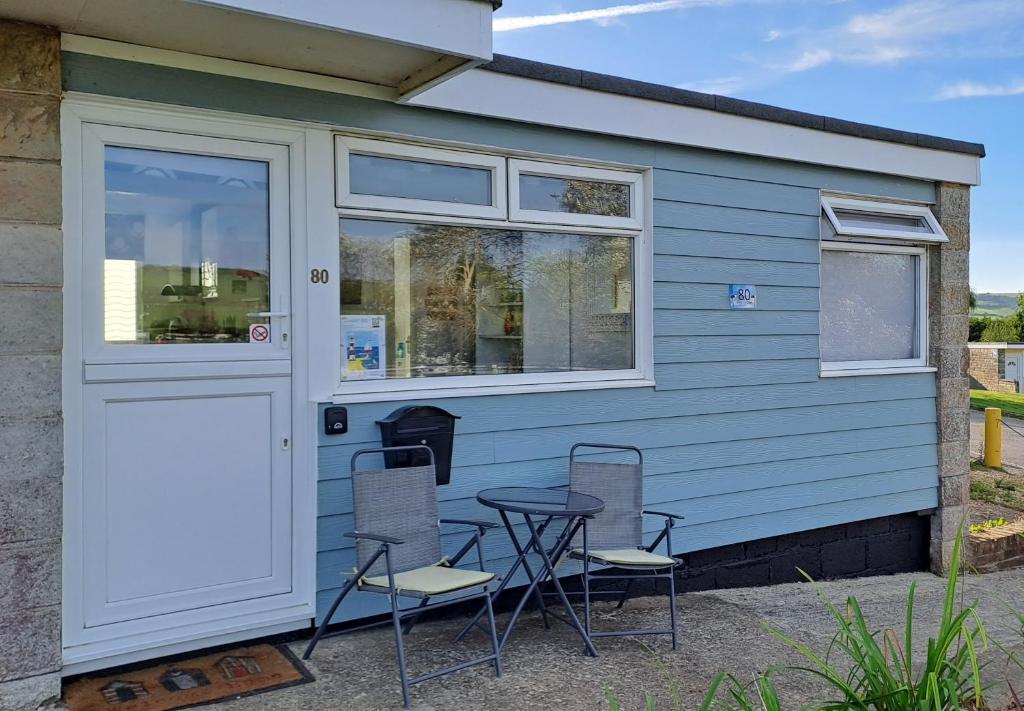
[
  {"x1": 654, "y1": 255, "x2": 820, "y2": 286},
  {"x1": 653, "y1": 283, "x2": 819, "y2": 311},
  {"x1": 655, "y1": 201, "x2": 820, "y2": 238},
  {"x1": 655, "y1": 335, "x2": 818, "y2": 363},
  {"x1": 62, "y1": 52, "x2": 942, "y2": 625},
  {"x1": 656, "y1": 229, "x2": 821, "y2": 263}
]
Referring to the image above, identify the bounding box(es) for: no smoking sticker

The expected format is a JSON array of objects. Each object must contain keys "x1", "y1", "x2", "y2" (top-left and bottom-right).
[{"x1": 249, "y1": 323, "x2": 270, "y2": 343}]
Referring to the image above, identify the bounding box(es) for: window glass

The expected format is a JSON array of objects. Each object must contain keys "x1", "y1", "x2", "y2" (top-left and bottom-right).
[
  {"x1": 103, "y1": 146, "x2": 270, "y2": 344},
  {"x1": 349, "y1": 153, "x2": 492, "y2": 205},
  {"x1": 519, "y1": 174, "x2": 629, "y2": 217},
  {"x1": 832, "y1": 209, "x2": 932, "y2": 234},
  {"x1": 339, "y1": 218, "x2": 634, "y2": 380},
  {"x1": 821, "y1": 250, "x2": 918, "y2": 363}
]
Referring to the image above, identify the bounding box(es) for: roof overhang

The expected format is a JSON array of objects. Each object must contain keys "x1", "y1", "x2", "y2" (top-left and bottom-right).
[
  {"x1": 410, "y1": 68, "x2": 982, "y2": 186},
  {"x1": 2, "y1": 0, "x2": 495, "y2": 99}
]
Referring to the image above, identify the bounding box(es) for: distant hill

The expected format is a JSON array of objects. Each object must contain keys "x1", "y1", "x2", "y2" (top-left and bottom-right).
[{"x1": 973, "y1": 292, "x2": 1021, "y2": 318}]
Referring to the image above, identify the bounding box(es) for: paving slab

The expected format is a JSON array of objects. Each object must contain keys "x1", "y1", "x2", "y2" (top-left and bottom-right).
[{"x1": 203, "y1": 568, "x2": 1024, "y2": 710}]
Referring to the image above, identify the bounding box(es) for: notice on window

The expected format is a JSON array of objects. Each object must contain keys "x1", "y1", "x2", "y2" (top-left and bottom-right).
[{"x1": 342, "y1": 315, "x2": 387, "y2": 380}]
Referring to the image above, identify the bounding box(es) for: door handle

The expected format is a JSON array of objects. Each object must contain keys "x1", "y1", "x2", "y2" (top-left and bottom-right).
[{"x1": 247, "y1": 311, "x2": 290, "y2": 318}]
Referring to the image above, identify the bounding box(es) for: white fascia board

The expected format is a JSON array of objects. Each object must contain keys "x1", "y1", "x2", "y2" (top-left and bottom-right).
[
  {"x1": 188, "y1": 0, "x2": 493, "y2": 60},
  {"x1": 410, "y1": 70, "x2": 982, "y2": 186}
]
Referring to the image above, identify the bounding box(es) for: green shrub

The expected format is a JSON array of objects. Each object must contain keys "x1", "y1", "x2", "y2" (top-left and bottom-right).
[
  {"x1": 969, "y1": 518, "x2": 1010, "y2": 533},
  {"x1": 699, "y1": 527, "x2": 987, "y2": 711}
]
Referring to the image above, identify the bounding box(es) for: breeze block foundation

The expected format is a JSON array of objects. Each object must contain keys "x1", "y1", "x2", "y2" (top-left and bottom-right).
[{"x1": 674, "y1": 512, "x2": 930, "y2": 592}]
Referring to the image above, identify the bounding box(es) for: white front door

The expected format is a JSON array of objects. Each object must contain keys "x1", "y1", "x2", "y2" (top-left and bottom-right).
[
  {"x1": 64, "y1": 118, "x2": 310, "y2": 672},
  {"x1": 1007, "y1": 354, "x2": 1021, "y2": 389}
]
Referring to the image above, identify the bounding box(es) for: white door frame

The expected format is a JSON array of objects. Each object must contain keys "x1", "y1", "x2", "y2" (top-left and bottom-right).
[{"x1": 61, "y1": 96, "x2": 317, "y2": 673}]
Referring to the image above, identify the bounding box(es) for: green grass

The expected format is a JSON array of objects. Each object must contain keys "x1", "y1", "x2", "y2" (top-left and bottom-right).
[{"x1": 970, "y1": 390, "x2": 1024, "y2": 419}]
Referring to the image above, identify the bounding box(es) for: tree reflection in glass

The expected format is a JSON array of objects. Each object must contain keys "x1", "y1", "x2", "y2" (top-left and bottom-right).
[{"x1": 340, "y1": 219, "x2": 633, "y2": 380}]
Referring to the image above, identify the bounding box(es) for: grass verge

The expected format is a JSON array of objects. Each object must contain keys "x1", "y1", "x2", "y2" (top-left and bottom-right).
[{"x1": 971, "y1": 389, "x2": 1024, "y2": 419}]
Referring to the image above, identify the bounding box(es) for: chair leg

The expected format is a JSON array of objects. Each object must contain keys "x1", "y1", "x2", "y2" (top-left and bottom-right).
[
  {"x1": 615, "y1": 579, "x2": 634, "y2": 610},
  {"x1": 390, "y1": 592, "x2": 412, "y2": 709},
  {"x1": 302, "y1": 575, "x2": 359, "y2": 660},
  {"x1": 483, "y1": 589, "x2": 502, "y2": 678},
  {"x1": 668, "y1": 570, "x2": 679, "y2": 651},
  {"x1": 582, "y1": 522, "x2": 591, "y2": 639}
]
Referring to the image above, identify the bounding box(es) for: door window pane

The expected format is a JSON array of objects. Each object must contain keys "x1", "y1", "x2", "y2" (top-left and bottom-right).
[
  {"x1": 519, "y1": 174, "x2": 630, "y2": 217},
  {"x1": 349, "y1": 154, "x2": 492, "y2": 205},
  {"x1": 103, "y1": 146, "x2": 270, "y2": 344},
  {"x1": 340, "y1": 219, "x2": 634, "y2": 380},
  {"x1": 821, "y1": 250, "x2": 918, "y2": 362}
]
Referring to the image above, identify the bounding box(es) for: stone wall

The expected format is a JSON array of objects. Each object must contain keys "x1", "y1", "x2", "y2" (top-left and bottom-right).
[
  {"x1": 969, "y1": 347, "x2": 1003, "y2": 391},
  {"x1": 0, "y1": 20, "x2": 63, "y2": 710},
  {"x1": 929, "y1": 183, "x2": 972, "y2": 574}
]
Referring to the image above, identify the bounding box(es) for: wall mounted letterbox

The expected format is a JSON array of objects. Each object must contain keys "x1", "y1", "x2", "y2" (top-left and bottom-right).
[{"x1": 377, "y1": 405, "x2": 460, "y2": 485}]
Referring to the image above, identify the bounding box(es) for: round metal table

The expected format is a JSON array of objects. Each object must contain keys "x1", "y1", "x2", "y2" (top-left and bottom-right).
[{"x1": 464, "y1": 486, "x2": 605, "y2": 656}]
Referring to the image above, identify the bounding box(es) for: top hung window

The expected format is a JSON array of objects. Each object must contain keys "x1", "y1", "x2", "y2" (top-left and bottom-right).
[{"x1": 821, "y1": 195, "x2": 947, "y2": 243}]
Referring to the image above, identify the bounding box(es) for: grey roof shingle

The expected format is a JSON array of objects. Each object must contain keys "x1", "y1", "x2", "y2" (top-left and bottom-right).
[{"x1": 481, "y1": 55, "x2": 985, "y2": 158}]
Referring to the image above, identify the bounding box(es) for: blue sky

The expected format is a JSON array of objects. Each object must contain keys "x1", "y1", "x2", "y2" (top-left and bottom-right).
[{"x1": 492, "y1": 0, "x2": 1023, "y2": 293}]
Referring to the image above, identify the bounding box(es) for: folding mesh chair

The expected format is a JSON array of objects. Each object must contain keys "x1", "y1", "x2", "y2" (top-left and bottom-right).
[
  {"x1": 303, "y1": 445, "x2": 502, "y2": 708},
  {"x1": 568, "y1": 443, "x2": 683, "y2": 649}
]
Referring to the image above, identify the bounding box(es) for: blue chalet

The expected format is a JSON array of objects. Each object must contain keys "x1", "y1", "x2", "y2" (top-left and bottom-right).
[{"x1": 0, "y1": 0, "x2": 981, "y2": 703}]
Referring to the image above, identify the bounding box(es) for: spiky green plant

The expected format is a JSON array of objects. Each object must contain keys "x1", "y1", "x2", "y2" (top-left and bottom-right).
[
  {"x1": 764, "y1": 525, "x2": 987, "y2": 710},
  {"x1": 700, "y1": 672, "x2": 783, "y2": 711}
]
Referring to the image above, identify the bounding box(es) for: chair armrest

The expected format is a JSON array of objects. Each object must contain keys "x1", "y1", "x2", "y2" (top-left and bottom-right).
[
  {"x1": 344, "y1": 531, "x2": 404, "y2": 545},
  {"x1": 440, "y1": 518, "x2": 499, "y2": 530},
  {"x1": 643, "y1": 510, "x2": 685, "y2": 521}
]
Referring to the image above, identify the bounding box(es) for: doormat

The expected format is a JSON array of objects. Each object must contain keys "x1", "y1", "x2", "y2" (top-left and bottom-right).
[{"x1": 63, "y1": 644, "x2": 313, "y2": 711}]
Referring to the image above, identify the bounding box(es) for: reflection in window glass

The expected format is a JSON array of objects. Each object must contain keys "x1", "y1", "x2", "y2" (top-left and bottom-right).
[
  {"x1": 350, "y1": 154, "x2": 492, "y2": 205},
  {"x1": 103, "y1": 146, "x2": 270, "y2": 344},
  {"x1": 821, "y1": 250, "x2": 918, "y2": 363},
  {"x1": 339, "y1": 219, "x2": 634, "y2": 380},
  {"x1": 519, "y1": 174, "x2": 629, "y2": 217},
  {"x1": 832, "y1": 209, "x2": 932, "y2": 234}
]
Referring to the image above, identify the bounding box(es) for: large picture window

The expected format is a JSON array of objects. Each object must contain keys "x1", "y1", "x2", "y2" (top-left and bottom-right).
[{"x1": 339, "y1": 219, "x2": 634, "y2": 382}]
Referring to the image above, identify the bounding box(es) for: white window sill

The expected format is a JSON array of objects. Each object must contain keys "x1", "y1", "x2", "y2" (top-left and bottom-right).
[
  {"x1": 332, "y1": 378, "x2": 656, "y2": 404},
  {"x1": 820, "y1": 366, "x2": 937, "y2": 378}
]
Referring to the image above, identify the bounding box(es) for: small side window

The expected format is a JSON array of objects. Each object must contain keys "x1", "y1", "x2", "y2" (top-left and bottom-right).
[
  {"x1": 821, "y1": 195, "x2": 947, "y2": 243},
  {"x1": 336, "y1": 136, "x2": 507, "y2": 219},
  {"x1": 510, "y1": 159, "x2": 642, "y2": 229}
]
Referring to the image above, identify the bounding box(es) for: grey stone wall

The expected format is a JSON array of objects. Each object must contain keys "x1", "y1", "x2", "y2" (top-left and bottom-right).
[
  {"x1": 0, "y1": 20, "x2": 63, "y2": 710},
  {"x1": 929, "y1": 183, "x2": 972, "y2": 574}
]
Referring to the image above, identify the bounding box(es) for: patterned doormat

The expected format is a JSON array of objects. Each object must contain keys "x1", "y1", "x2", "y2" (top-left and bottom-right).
[{"x1": 64, "y1": 644, "x2": 313, "y2": 711}]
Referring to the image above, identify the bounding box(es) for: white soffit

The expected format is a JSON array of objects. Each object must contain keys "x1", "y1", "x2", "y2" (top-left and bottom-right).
[
  {"x1": 411, "y1": 70, "x2": 982, "y2": 186},
  {"x1": 6, "y1": 0, "x2": 494, "y2": 97}
]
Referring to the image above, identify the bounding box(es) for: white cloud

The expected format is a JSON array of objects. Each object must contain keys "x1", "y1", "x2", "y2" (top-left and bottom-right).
[
  {"x1": 782, "y1": 48, "x2": 833, "y2": 72},
  {"x1": 493, "y1": 0, "x2": 734, "y2": 32},
  {"x1": 933, "y1": 79, "x2": 1024, "y2": 100},
  {"x1": 845, "y1": 0, "x2": 1024, "y2": 41},
  {"x1": 765, "y1": 0, "x2": 1024, "y2": 77},
  {"x1": 675, "y1": 75, "x2": 745, "y2": 94}
]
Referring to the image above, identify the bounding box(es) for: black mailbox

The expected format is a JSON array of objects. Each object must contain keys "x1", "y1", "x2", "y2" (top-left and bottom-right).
[{"x1": 377, "y1": 405, "x2": 460, "y2": 485}]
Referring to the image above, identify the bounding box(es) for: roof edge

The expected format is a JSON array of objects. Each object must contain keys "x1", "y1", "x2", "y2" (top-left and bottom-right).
[{"x1": 481, "y1": 55, "x2": 985, "y2": 159}]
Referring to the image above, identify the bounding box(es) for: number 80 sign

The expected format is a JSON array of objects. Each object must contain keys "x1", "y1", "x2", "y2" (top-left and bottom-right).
[{"x1": 729, "y1": 284, "x2": 757, "y2": 309}]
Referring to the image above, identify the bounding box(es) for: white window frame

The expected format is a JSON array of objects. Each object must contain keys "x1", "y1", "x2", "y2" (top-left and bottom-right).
[
  {"x1": 821, "y1": 194, "x2": 947, "y2": 243},
  {"x1": 509, "y1": 159, "x2": 643, "y2": 230},
  {"x1": 819, "y1": 240, "x2": 931, "y2": 377},
  {"x1": 335, "y1": 135, "x2": 507, "y2": 219},
  {"x1": 332, "y1": 153, "x2": 653, "y2": 403}
]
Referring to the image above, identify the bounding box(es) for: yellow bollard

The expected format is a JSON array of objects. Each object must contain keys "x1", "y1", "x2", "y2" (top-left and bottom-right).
[{"x1": 984, "y1": 407, "x2": 1002, "y2": 468}]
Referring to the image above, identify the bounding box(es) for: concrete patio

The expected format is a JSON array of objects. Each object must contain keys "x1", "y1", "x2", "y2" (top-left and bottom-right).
[{"x1": 203, "y1": 567, "x2": 1024, "y2": 710}]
